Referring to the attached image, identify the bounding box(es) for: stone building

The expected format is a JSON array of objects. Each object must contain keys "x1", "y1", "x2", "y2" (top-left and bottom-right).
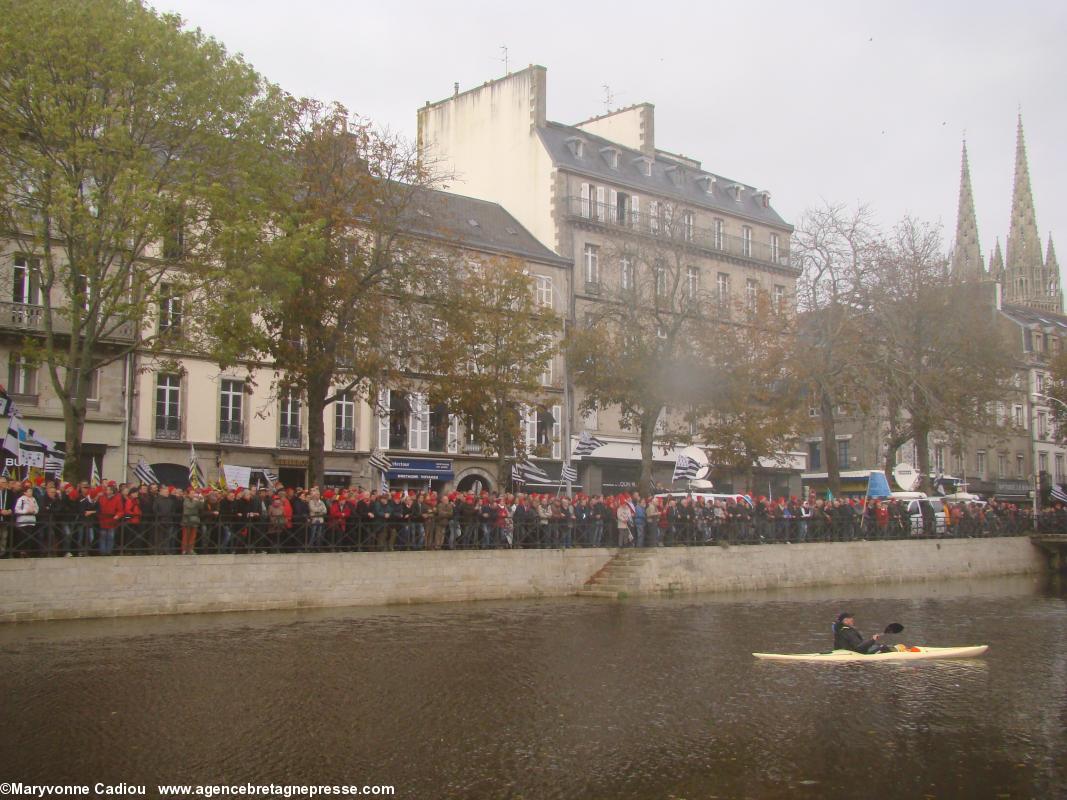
[
  {"x1": 127, "y1": 189, "x2": 570, "y2": 493},
  {"x1": 417, "y1": 66, "x2": 804, "y2": 496}
]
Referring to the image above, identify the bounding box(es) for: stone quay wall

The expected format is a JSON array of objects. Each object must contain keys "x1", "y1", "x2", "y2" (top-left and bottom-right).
[{"x1": 0, "y1": 538, "x2": 1048, "y2": 623}]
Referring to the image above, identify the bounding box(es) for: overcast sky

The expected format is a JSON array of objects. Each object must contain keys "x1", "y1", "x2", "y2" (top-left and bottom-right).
[{"x1": 160, "y1": 0, "x2": 1065, "y2": 271}]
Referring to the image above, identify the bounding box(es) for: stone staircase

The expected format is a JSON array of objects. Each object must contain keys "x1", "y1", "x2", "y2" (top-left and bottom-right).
[{"x1": 577, "y1": 550, "x2": 655, "y2": 599}]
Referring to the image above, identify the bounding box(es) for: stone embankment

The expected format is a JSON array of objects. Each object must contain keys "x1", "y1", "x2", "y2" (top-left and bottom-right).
[{"x1": 0, "y1": 538, "x2": 1047, "y2": 622}]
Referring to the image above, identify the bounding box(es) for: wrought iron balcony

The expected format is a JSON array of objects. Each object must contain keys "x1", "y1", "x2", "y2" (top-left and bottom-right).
[
  {"x1": 0, "y1": 301, "x2": 137, "y2": 342},
  {"x1": 219, "y1": 420, "x2": 243, "y2": 444},
  {"x1": 155, "y1": 416, "x2": 181, "y2": 441},
  {"x1": 564, "y1": 197, "x2": 791, "y2": 269},
  {"x1": 279, "y1": 424, "x2": 303, "y2": 449},
  {"x1": 333, "y1": 429, "x2": 356, "y2": 451}
]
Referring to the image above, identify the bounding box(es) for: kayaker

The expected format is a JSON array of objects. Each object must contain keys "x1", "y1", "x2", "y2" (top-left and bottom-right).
[{"x1": 832, "y1": 612, "x2": 888, "y2": 654}]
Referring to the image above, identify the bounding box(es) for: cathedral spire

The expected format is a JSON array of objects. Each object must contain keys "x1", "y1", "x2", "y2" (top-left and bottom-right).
[
  {"x1": 950, "y1": 140, "x2": 984, "y2": 279},
  {"x1": 989, "y1": 237, "x2": 1004, "y2": 283},
  {"x1": 1003, "y1": 114, "x2": 1059, "y2": 310}
]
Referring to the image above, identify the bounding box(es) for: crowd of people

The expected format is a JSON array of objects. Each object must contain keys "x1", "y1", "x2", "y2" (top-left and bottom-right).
[{"x1": 0, "y1": 475, "x2": 1051, "y2": 558}]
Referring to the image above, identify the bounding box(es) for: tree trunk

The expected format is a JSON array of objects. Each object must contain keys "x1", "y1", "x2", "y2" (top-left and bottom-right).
[
  {"x1": 306, "y1": 380, "x2": 329, "y2": 489},
  {"x1": 638, "y1": 410, "x2": 657, "y2": 496},
  {"x1": 914, "y1": 425, "x2": 931, "y2": 495},
  {"x1": 819, "y1": 386, "x2": 840, "y2": 497},
  {"x1": 62, "y1": 401, "x2": 87, "y2": 483}
]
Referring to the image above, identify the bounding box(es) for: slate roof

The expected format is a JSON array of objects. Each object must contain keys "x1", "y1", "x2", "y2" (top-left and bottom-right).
[
  {"x1": 1000, "y1": 304, "x2": 1067, "y2": 331},
  {"x1": 538, "y1": 121, "x2": 792, "y2": 230},
  {"x1": 403, "y1": 187, "x2": 568, "y2": 267}
]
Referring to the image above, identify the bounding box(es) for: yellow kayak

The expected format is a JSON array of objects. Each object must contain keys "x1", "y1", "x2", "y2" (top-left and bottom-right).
[{"x1": 753, "y1": 645, "x2": 989, "y2": 662}]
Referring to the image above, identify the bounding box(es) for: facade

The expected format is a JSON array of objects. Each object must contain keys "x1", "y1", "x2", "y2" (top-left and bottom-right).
[
  {"x1": 418, "y1": 66, "x2": 803, "y2": 496},
  {"x1": 807, "y1": 116, "x2": 1062, "y2": 503},
  {"x1": 127, "y1": 188, "x2": 571, "y2": 493}
]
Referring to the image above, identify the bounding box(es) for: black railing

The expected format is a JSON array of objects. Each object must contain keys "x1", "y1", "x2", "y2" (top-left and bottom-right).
[
  {"x1": 333, "y1": 429, "x2": 356, "y2": 450},
  {"x1": 219, "y1": 420, "x2": 243, "y2": 444},
  {"x1": 0, "y1": 509, "x2": 1042, "y2": 558},
  {"x1": 279, "y1": 424, "x2": 302, "y2": 449},
  {"x1": 154, "y1": 416, "x2": 181, "y2": 440}
]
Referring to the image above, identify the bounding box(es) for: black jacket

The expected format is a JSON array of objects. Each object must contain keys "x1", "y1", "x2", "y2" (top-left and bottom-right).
[{"x1": 833, "y1": 623, "x2": 878, "y2": 654}]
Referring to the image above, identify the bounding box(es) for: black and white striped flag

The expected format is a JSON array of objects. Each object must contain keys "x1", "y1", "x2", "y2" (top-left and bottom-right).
[
  {"x1": 561, "y1": 464, "x2": 578, "y2": 483},
  {"x1": 188, "y1": 443, "x2": 206, "y2": 489},
  {"x1": 511, "y1": 463, "x2": 525, "y2": 486},
  {"x1": 673, "y1": 453, "x2": 700, "y2": 482},
  {"x1": 514, "y1": 459, "x2": 551, "y2": 484},
  {"x1": 45, "y1": 452, "x2": 64, "y2": 478},
  {"x1": 572, "y1": 431, "x2": 605, "y2": 457},
  {"x1": 1051, "y1": 484, "x2": 1067, "y2": 504},
  {"x1": 133, "y1": 457, "x2": 159, "y2": 486},
  {"x1": 368, "y1": 450, "x2": 392, "y2": 473},
  {"x1": 262, "y1": 468, "x2": 280, "y2": 487}
]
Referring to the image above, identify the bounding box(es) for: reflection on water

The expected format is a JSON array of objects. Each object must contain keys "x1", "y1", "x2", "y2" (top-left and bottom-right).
[{"x1": 1, "y1": 574, "x2": 1064, "y2": 799}]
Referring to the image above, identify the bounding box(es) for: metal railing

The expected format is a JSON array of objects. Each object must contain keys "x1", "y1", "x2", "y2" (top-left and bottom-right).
[
  {"x1": 333, "y1": 429, "x2": 356, "y2": 450},
  {"x1": 0, "y1": 509, "x2": 1041, "y2": 558},
  {"x1": 279, "y1": 425, "x2": 302, "y2": 449},
  {"x1": 0, "y1": 301, "x2": 137, "y2": 341},
  {"x1": 154, "y1": 416, "x2": 181, "y2": 440},
  {"x1": 564, "y1": 197, "x2": 791, "y2": 269},
  {"x1": 219, "y1": 420, "x2": 243, "y2": 444}
]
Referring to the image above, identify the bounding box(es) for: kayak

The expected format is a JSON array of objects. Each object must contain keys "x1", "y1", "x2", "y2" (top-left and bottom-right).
[{"x1": 752, "y1": 645, "x2": 989, "y2": 663}]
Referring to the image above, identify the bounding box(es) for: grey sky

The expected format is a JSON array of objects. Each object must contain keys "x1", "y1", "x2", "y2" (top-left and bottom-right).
[{"x1": 161, "y1": 0, "x2": 1066, "y2": 268}]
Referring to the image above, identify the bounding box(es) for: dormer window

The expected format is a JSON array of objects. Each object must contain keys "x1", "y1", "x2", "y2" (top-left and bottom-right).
[
  {"x1": 755, "y1": 190, "x2": 771, "y2": 208},
  {"x1": 664, "y1": 165, "x2": 685, "y2": 187},
  {"x1": 566, "y1": 136, "x2": 585, "y2": 159},
  {"x1": 727, "y1": 183, "x2": 744, "y2": 202},
  {"x1": 633, "y1": 156, "x2": 653, "y2": 177},
  {"x1": 600, "y1": 147, "x2": 620, "y2": 169},
  {"x1": 695, "y1": 175, "x2": 715, "y2": 193}
]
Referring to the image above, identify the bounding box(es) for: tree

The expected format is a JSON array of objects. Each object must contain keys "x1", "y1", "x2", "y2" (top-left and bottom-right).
[
  {"x1": 212, "y1": 98, "x2": 446, "y2": 488},
  {"x1": 565, "y1": 203, "x2": 713, "y2": 495},
  {"x1": 0, "y1": 0, "x2": 278, "y2": 479},
  {"x1": 696, "y1": 292, "x2": 808, "y2": 494},
  {"x1": 864, "y1": 218, "x2": 1015, "y2": 493},
  {"x1": 792, "y1": 202, "x2": 878, "y2": 495},
  {"x1": 421, "y1": 256, "x2": 559, "y2": 486}
]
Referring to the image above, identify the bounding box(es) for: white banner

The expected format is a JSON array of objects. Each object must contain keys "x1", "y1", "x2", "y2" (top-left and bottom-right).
[
  {"x1": 18, "y1": 449, "x2": 44, "y2": 468},
  {"x1": 222, "y1": 464, "x2": 252, "y2": 491}
]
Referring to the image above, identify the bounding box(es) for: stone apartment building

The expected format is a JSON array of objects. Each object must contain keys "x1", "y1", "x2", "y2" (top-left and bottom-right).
[
  {"x1": 417, "y1": 66, "x2": 804, "y2": 496},
  {"x1": 127, "y1": 188, "x2": 570, "y2": 493},
  {"x1": 804, "y1": 117, "x2": 1063, "y2": 504}
]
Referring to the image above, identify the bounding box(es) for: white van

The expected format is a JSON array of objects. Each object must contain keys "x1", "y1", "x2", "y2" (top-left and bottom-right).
[{"x1": 886, "y1": 492, "x2": 946, "y2": 535}]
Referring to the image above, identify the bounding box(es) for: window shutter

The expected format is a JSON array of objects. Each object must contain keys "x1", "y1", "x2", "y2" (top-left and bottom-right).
[
  {"x1": 409, "y1": 392, "x2": 429, "y2": 451},
  {"x1": 607, "y1": 189, "x2": 617, "y2": 223},
  {"x1": 552, "y1": 405, "x2": 562, "y2": 460},
  {"x1": 595, "y1": 186, "x2": 606, "y2": 220},
  {"x1": 378, "y1": 388, "x2": 390, "y2": 449},
  {"x1": 580, "y1": 183, "x2": 591, "y2": 218},
  {"x1": 447, "y1": 416, "x2": 459, "y2": 453},
  {"x1": 630, "y1": 195, "x2": 640, "y2": 226},
  {"x1": 524, "y1": 405, "x2": 537, "y2": 452}
]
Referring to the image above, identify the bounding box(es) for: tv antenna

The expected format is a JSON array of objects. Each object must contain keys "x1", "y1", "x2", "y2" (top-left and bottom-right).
[
  {"x1": 499, "y1": 45, "x2": 509, "y2": 74},
  {"x1": 602, "y1": 84, "x2": 615, "y2": 112}
]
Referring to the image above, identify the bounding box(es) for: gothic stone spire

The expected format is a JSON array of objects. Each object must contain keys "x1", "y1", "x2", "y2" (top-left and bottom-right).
[
  {"x1": 989, "y1": 238, "x2": 1004, "y2": 283},
  {"x1": 1004, "y1": 114, "x2": 1053, "y2": 309},
  {"x1": 950, "y1": 140, "x2": 984, "y2": 279}
]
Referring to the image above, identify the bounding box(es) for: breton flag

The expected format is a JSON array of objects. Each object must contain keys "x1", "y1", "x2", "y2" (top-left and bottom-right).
[
  {"x1": 133, "y1": 457, "x2": 159, "y2": 486},
  {"x1": 673, "y1": 453, "x2": 700, "y2": 482},
  {"x1": 368, "y1": 450, "x2": 392, "y2": 474},
  {"x1": 572, "y1": 431, "x2": 605, "y2": 458},
  {"x1": 0, "y1": 387, "x2": 14, "y2": 418},
  {"x1": 188, "y1": 443, "x2": 206, "y2": 490},
  {"x1": 561, "y1": 463, "x2": 578, "y2": 484},
  {"x1": 510, "y1": 463, "x2": 525, "y2": 486},
  {"x1": 1051, "y1": 484, "x2": 1067, "y2": 504},
  {"x1": 2, "y1": 410, "x2": 25, "y2": 457},
  {"x1": 262, "y1": 468, "x2": 280, "y2": 487},
  {"x1": 90, "y1": 457, "x2": 101, "y2": 486},
  {"x1": 44, "y1": 452, "x2": 64, "y2": 479},
  {"x1": 513, "y1": 459, "x2": 550, "y2": 485}
]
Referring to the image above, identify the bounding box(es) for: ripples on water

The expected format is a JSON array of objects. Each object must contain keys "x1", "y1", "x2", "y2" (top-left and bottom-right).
[{"x1": 1, "y1": 575, "x2": 1064, "y2": 799}]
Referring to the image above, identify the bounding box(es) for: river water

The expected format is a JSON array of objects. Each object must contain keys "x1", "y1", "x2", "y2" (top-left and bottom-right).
[{"x1": 1, "y1": 574, "x2": 1064, "y2": 799}]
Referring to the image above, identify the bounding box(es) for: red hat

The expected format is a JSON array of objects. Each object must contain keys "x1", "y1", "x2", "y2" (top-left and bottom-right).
[{"x1": 323, "y1": 490, "x2": 335, "y2": 499}]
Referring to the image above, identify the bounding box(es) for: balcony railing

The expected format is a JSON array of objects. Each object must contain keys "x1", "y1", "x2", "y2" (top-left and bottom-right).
[
  {"x1": 155, "y1": 416, "x2": 181, "y2": 441},
  {"x1": 279, "y1": 424, "x2": 302, "y2": 449},
  {"x1": 564, "y1": 197, "x2": 791, "y2": 269},
  {"x1": 333, "y1": 429, "x2": 356, "y2": 451},
  {"x1": 0, "y1": 301, "x2": 137, "y2": 342},
  {"x1": 219, "y1": 420, "x2": 243, "y2": 444}
]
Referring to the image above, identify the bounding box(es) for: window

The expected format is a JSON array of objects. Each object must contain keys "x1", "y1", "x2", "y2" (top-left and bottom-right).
[
  {"x1": 745, "y1": 278, "x2": 758, "y2": 310},
  {"x1": 1013, "y1": 404, "x2": 1025, "y2": 429},
  {"x1": 535, "y1": 275, "x2": 553, "y2": 309},
  {"x1": 219, "y1": 379, "x2": 243, "y2": 443},
  {"x1": 408, "y1": 392, "x2": 430, "y2": 452},
  {"x1": 1056, "y1": 453, "x2": 1064, "y2": 481},
  {"x1": 655, "y1": 407, "x2": 667, "y2": 435},
  {"x1": 12, "y1": 256, "x2": 40, "y2": 305},
  {"x1": 279, "y1": 389, "x2": 302, "y2": 448},
  {"x1": 1016, "y1": 454, "x2": 1024, "y2": 478},
  {"x1": 686, "y1": 266, "x2": 700, "y2": 299},
  {"x1": 584, "y1": 244, "x2": 599, "y2": 285},
  {"x1": 770, "y1": 233, "x2": 780, "y2": 262},
  {"x1": 8, "y1": 354, "x2": 37, "y2": 396},
  {"x1": 616, "y1": 191, "x2": 629, "y2": 224},
  {"x1": 654, "y1": 264, "x2": 667, "y2": 297},
  {"x1": 159, "y1": 284, "x2": 182, "y2": 334},
  {"x1": 649, "y1": 200, "x2": 661, "y2": 234},
  {"x1": 629, "y1": 195, "x2": 641, "y2": 226},
  {"x1": 579, "y1": 182, "x2": 592, "y2": 218},
  {"x1": 808, "y1": 441, "x2": 822, "y2": 471},
  {"x1": 620, "y1": 256, "x2": 635, "y2": 291},
  {"x1": 773, "y1": 284, "x2": 786, "y2": 312},
  {"x1": 933, "y1": 446, "x2": 944, "y2": 473},
  {"x1": 713, "y1": 219, "x2": 724, "y2": 250},
  {"x1": 997, "y1": 454, "x2": 1007, "y2": 478},
  {"x1": 155, "y1": 374, "x2": 181, "y2": 440},
  {"x1": 742, "y1": 226, "x2": 753, "y2": 257},
  {"x1": 162, "y1": 204, "x2": 185, "y2": 260},
  {"x1": 1036, "y1": 373, "x2": 1045, "y2": 394},
  {"x1": 837, "y1": 439, "x2": 850, "y2": 466},
  {"x1": 976, "y1": 450, "x2": 986, "y2": 477},
  {"x1": 1038, "y1": 451, "x2": 1048, "y2": 476},
  {"x1": 681, "y1": 210, "x2": 694, "y2": 242},
  {"x1": 64, "y1": 366, "x2": 99, "y2": 401},
  {"x1": 953, "y1": 452, "x2": 963, "y2": 475},
  {"x1": 1038, "y1": 411, "x2": 1048, "y2": 440},
  {"x1": 717, "y1": 272, "x2": 731, "y2": 305}
]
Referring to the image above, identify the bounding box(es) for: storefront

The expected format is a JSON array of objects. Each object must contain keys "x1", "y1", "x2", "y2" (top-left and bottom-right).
[{"x1": 385, "y1": 457, "x2": 455, "y2": 494}]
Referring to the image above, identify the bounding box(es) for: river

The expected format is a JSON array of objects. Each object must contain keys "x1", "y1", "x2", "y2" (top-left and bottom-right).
[{"x1": 1, "y1": 574, "x2": 1064, "y2": 799}]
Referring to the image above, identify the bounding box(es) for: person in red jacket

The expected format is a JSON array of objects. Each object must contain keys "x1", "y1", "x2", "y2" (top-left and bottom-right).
[
  {"x1": 122, "y1": 486, "x2": 142, "y2": 551},
  {"x1": 96, "y1": 483, "x2": 125, "y2": 555}
]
